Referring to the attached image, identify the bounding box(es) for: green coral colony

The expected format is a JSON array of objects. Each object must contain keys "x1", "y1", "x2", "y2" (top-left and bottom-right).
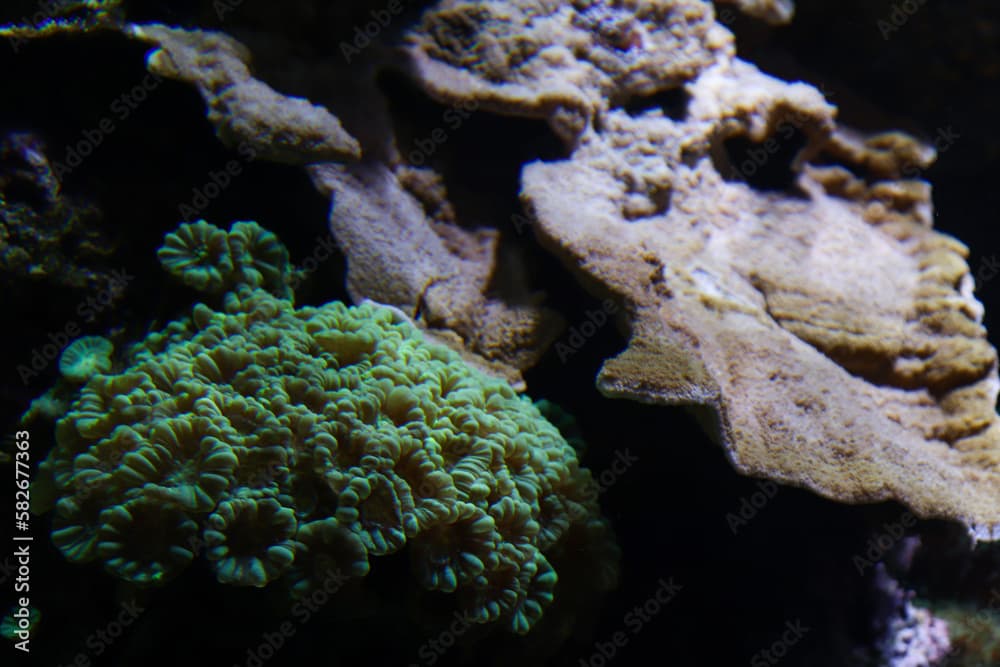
[{"x1": 37, "y1": 220, "x2": 604, "y2": 634}]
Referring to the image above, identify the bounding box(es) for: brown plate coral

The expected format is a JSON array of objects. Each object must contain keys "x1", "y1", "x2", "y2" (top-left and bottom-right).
[{"x1": 408, "y1": 0, "x2": 1000, "y2": 539}]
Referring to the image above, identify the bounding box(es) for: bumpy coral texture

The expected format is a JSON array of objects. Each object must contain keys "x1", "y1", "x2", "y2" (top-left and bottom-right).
[
  {"x1": 59, "y1": 336, "x2": 114, "y2": 383},
  {"x1": 40, "y1": 222, "x2": 601, "y2": 633},
  {"x1": 158, "y1": 220, "x2": 293, "y2": 298},
  {"x1": 406, "y1": 0, "x2": 731, "y2": 141}
]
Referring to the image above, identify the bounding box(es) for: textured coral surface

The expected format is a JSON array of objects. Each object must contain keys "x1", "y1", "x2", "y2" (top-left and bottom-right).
[
  {"x1": 407, "y1": 0, "x2": 1000, "y2": 535},
  {"x1": 38, "y1": 222, "x2": 606, "y2": 634},
  {"x1": 523, "y1": 74, "x2": 1000, "y2": 534},
  {"x1": 130, "y1": 23, "x2": 361, "y2": 165}
]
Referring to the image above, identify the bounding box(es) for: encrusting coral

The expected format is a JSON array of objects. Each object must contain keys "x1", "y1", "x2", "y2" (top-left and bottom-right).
[
  {"x1": 128, "y1": 23, "x2": 361, "y2": 165},
  {"x1": 35, "y1": 220, "x2": 610, "y2": 633}
]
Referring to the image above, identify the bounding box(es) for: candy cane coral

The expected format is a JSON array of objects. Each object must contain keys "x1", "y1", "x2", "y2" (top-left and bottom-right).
[{"x1": 37, "y1": 220, "x2": 612, "y2": 633}]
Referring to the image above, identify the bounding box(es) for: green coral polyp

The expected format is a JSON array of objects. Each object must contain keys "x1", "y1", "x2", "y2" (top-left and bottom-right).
[
  {"x1": 38, "y1": 220, "x2": 607, "y2": 632},
  {"x1": 158, "y1": 220, "x2": 293, "y2": 297},
  {"x1": 509, "y1": 550, "x2": 557, "y2": 634},
  {"x1": 414, "y1": 501, "x2": 501, "y2": 593},
  {"x1": 157, "y1": 220, "x2": 233, "y2": 293},
  {"x1": 338, "y1": 472, "x2": 409, "y2": 556},
  {"x1": 96, "y1": 497, "x2": 198, "y2": 585},
  {"x1": 59, "y1": 336, "x2": 114, "y2": 383},
  {"x1": 287, "y1": 517, "x2": 370, "y2": 598},
  {"x1": 51, "y1": 495, "x2": 105, "y2": 563},
  {"x1": 205, "y1": 498, "x2": 298, "y2": 587}
]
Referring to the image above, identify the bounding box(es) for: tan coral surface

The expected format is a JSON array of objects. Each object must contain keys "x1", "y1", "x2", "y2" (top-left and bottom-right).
[
  {"x1": 715, "y1": 0, "x2": 794, "y2": 25},
  {"x1": 405, "y1": 0, "x2": 731, "y2": 142},
  {"x1": 521, "y1": 60, "x2": 1000, "y2": 538},
  {"x1": 309, "y1": 162, "x2": 564, "y2": 389},
  {"x1": 405, "y1": 0, "x2": 1000, "y2": 537},
  {"x1": 128, "y1": 23, "x2": 361, "y2": 164}
]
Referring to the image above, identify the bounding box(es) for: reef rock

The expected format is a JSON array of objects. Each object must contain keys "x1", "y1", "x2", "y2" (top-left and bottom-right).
[
  {"x1": 515, "y1": 25, "x2": 1000, "y2": 536},
  {"x1": 129, "y1": 24, "x2": 361, "y2": 165},
  {"x1": 403, "y1": 0, "x2": 1000, "y2": 538}
]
